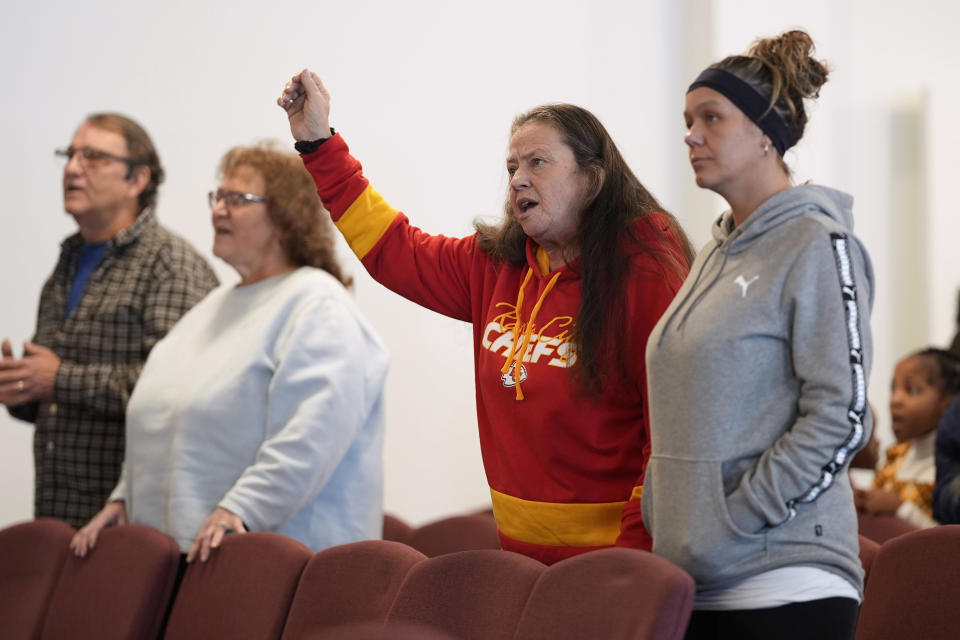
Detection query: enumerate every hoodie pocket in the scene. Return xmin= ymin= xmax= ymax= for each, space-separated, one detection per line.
xmin=647 ymin=456 xmax=767 ymax=584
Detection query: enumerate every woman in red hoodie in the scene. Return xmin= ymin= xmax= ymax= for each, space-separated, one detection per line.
xmin=278 ymin=69 xmax=692 ymax=564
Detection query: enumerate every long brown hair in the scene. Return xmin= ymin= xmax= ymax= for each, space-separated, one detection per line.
xmin=218 ymin=143 xmax=352 ymax=288
xmin=476 ymin=104 xmax=693 ymax=394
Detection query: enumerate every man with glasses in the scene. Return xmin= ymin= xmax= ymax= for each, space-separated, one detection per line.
xmin=0 ymin=113 xmax=217 ymax=527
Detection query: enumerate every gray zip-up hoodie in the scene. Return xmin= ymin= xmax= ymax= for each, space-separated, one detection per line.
xmin=642 ymin=184 xmax=874 ymax=597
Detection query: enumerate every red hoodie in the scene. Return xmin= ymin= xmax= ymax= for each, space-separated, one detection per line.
xmin=303 ymin=134 xmax=687 ymax=564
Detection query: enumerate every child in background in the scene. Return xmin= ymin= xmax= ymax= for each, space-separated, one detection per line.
xmin=855 ymin=348 xmax=960 ymax=527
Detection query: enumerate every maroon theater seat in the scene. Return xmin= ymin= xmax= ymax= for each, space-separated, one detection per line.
xmin=40 ymin=524 xmax=180 ymax=640
xmin=857 ymin=512 xmax=920 ymax=544
xmin=301 ymin=620 xmax=461 ymax=640
xmin=386 ymin=549 xmax=545 ymax=640
xmin=514 ymin=547 xmax=695 ymax=640
xmin=282 ymin=540 xmax=426 ymax=639
xmin=0 ymin=519 xmax=75 ymax=639
xmin=382 ymin=513 xmax=414 ymax=544
xmin=406 ymin=513 xmax=501 ymax=557
xmin=164 ymin=532 xmax=311 ymax=640
xmin=858 ymin=534 xmax=880 ymax=586
xmin=855 ymin=525 xmax=960 ymax=640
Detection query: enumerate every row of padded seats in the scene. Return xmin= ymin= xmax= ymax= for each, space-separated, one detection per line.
xmin=385 ymin=512 xmax=895 ymax=590
xmin=3 ymin=516 xmax=954 ymax=639
xmin=0 ymin=519 xmax=696 ymax=640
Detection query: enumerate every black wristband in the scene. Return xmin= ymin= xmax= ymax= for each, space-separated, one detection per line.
xmin=294 ymin=127 xmax=336 ymax=154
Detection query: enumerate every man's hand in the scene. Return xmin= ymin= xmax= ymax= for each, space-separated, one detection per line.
xmin=0 ymin=340 xmax=60 ymax=406
xmin=277 ymin=68 xmax=332 ymax=142
xmin=186 ymin=506 xmax=247 ymax=563
xmin=0 ymin=339 xmax=17 ymax=406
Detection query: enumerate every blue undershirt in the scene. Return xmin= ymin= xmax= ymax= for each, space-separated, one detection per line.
xmin=66 ymin=242 xmax=107 ymax=318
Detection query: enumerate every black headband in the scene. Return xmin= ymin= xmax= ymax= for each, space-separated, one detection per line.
xmin=688 ymin=68 xmax=793 ymax=156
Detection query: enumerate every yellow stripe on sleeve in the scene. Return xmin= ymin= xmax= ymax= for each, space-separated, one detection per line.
xmin=334 ymin=184 xmax=400 ymax=261
xmin=490 ymin=488 xmax=625 ymax=547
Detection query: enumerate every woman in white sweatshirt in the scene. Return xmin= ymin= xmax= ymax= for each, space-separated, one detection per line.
xmin=70 ymin=144 xmax=388 ymax=562
xmin=643 ymin=31 xmax=874 ymax=640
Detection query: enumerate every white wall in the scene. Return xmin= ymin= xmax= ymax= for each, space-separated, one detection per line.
xmin=1 ymin=0 xmax=957 ymax=527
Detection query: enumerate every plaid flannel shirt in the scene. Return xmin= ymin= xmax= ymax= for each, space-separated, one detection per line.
xmin=9 ymin=209 xmax=218 ymax=527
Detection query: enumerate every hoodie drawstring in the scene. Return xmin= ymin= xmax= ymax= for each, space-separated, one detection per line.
xmin=676 ymin=245 xmax=730 ymax=332
xmin=500 ymin=267 xmax=562 ymax=400
xmin=655 ymin=242 xmax=720 ymax=346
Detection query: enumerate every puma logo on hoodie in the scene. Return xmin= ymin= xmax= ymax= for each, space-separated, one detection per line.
xmin=734 ymin=274 xmax=759 ymax=297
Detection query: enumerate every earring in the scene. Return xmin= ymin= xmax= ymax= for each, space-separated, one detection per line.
xmin=763 ymin=144 xmax=770 ymax=154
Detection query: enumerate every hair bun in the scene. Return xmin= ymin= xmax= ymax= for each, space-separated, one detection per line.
xmin=749 ymin=30 xmax=829 ymax=101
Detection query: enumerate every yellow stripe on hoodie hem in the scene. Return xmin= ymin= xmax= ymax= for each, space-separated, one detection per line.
xmin=334 ymin=184 xmax=399 ymax=261
xmin=490 ymin=488 xmax=625 ymax=547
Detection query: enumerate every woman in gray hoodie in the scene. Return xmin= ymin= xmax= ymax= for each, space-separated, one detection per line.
xmin=643 ymin=31 xmax=873 ymax=640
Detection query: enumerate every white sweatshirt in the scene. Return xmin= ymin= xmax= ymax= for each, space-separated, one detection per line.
xmin=110 ymin=266 xmax=389 ymax=552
